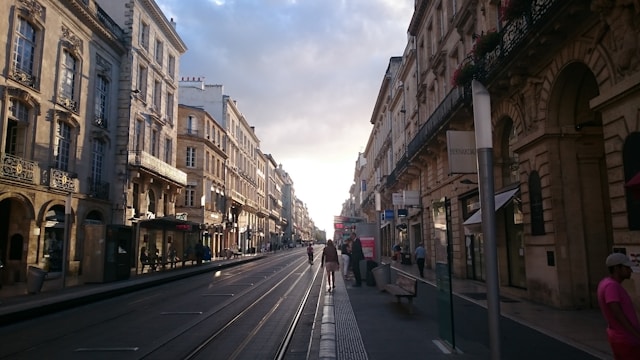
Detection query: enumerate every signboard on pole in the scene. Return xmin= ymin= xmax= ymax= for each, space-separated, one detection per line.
xmin=446 ymin=130 xmax=477 ymax=174
xmin=360 ymin=236 xmax=375 ymax=260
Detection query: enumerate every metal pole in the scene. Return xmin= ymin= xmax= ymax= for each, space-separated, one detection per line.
xmin=472 ymin=80 xmax=501 ymax=360
xmin=62 ymin=193 xmax=72 ymax=288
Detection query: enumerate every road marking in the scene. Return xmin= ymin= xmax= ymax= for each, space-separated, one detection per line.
xmin=201 ymin=293 xmax=234 ymax=296
xmin=160 ymin=311 xmax=203 ymax=315
xmin=432 ymin=339 xmax=451 ymax=354
xmin=75 ymin=347 xmax=139 ymax=352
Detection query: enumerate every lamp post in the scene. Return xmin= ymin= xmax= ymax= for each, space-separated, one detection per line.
xmin=472 ymin=79 xmax=501 ymax=360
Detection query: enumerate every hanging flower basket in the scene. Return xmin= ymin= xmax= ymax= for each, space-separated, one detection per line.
xmin=473 ymin=30 xmax=500 ymax=59
xmin=452 ymin=61 xmax=477 ymax=87
xmin=501 ymin=0 xmax=533 ymax=22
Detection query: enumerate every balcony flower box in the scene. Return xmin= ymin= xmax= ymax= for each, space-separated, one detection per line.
xmin=473 ymin=30 xmax=501 ymax=59
xmin=452 ymin=61 xmax=477 ymax=87
xmin=501 ymin=0 xmax=533 ymax=22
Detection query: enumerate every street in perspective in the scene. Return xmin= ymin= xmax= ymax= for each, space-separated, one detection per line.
xmin=1 ymin=0 xmax=639 ymax=359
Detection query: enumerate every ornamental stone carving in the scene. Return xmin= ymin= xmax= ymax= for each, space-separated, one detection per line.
xmin=591 ymin=0 xmax=640 ymax=76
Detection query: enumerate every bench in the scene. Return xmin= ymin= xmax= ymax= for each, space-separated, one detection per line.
xmin=383 ymin=272 xmax=417 ymax=313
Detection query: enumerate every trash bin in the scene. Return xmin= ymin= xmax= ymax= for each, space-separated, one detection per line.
xmin=372 ymin=263 xmax=390 ymax=291
xmin=401 ymin=252 xmax=412 ymax=265
xmin=366 ymin=260 xmax=378 ymax=286
xmin=27 ymin=266 xmax=47 ymax=294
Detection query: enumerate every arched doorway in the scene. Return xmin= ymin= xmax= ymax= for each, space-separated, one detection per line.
xmin=0 ymin=196 xmax=34 ymax=285
xmin=548 ymin=62 xmax=610 ymax=308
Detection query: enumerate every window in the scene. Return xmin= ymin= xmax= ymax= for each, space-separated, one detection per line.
xmin=6 ymin=99 xmax=30 ymax=155
xmin=140 ymin=21 xmax=149 ymax=50
xmin=168 ymin=55 xmax=175 ymax=79
xmin=151 ymin=129 xmax=158 ymax=157
xmin=13 ymin=17 xmax=37 ymax=86
xmin=185 ymin=185 xmax=195 ymax=206
xmin=186 ymin=147 xmax=196 ymax=167
xmin=155 ymin=39 xmax=163 ymax=65
xmin=59 ymin=49 xmax=78 ymax=107
xmin=137 ymin=65 xmax=147 ymax=98
xmin=55 ymin=121 xmax=71 ymax=171
xmin=91 ymin=140 xmax=104 ymax=187
xmin=95 ymin=75 xmax=109 ymax=128
xmin=153 ymin=79 xmax=161 ymax=111
xmin=164 ymin=138 xmax=172 ymax=163
xmin=148 ymin=189 xmax=156 ymax=215
xmin=187 ymin=115 xmax=194 ymax=134
xmin=166 ymin=91 xmax=174 ymax=123
xmin=134 ymin=120 xmax=142 ymax=151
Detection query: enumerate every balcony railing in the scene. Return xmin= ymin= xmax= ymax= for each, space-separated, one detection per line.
xmin=47 ymin=167 xmax=77 ymax=193
xmin=96 ymin=6 xmax=124 ymax=39
xmin=480 ymin=0 xmax=561 ymax=83
xmin=1 ymin=153 xmax=38 ymax=184
xmin=128 ymin=150 xmax=187 ymax=185
xmin=88 ymin=178 xmax=110 ymax=200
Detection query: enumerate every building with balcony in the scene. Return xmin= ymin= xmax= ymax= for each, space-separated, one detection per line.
xmin=98 ymin=0 xmax=188 ymax=272
xmin=175 ymin=104 xmax=227 ymax=257
xmin=178 ymin=79 xmax=261 ymax=253
xmin=265 ymin=153 xmax=286 ymax=249
xmin=0 ymin=0 xmax=126 ymax=286
xmin=351 ymin=0 xmax=640 ymax=309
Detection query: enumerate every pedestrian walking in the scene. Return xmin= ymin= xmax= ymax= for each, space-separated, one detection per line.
xmin=414 ymin=242 xmax=426 ymax=277
xmin=195 ymin=240 xmax=204 ymax=265
xmin=350 ymin=233 xmax=364 ymax=287
xmin=340 ymin=238 xmax=352 ymax=279
xmin=597 ymin=252 xmax=640 ymax=359
xmin=307 ymin=242 xmax=314 ymax=264
xmin=321 ymin=240 xmax=339 ymax=292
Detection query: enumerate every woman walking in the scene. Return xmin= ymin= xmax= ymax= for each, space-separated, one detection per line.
xmin=321 ymin=239 xmax=340 ymax=292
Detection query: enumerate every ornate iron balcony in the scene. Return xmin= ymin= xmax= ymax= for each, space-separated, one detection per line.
xmin=1 ymin=153 xmax=37 ymax=184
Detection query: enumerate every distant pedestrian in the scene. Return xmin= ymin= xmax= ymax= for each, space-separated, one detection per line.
xmin=195 ymin=240 xmax=204 ymax=265
xmin=307 ymin=243 xmax=314 ymax=264
xmin=139 ymin=247 xmax=149 ymax=273
xmin=340 ymin=238 xmax=352 ymax=279
xmin=350 ymin=233 xmax=364 ymax=287
xmin=414 ymin=242 xmax=426 ymax=278
xmin=321 ymin=239 xmax=339 ymax=292
xmin=597 ymin=252 xmax=640 ymax=359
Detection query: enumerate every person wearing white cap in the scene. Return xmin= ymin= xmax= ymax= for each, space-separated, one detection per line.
xmin=597 ymin=252 xmax=640 ymax=359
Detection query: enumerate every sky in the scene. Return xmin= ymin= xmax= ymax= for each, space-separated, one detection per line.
xmin=156 ymin=0 xmax=414 ymax=234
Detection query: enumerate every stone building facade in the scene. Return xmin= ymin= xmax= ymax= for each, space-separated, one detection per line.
xmin=0 ymin=0 xmax=126 ymax=284
xmin=354 ymin=0 xmax=640 ymax=309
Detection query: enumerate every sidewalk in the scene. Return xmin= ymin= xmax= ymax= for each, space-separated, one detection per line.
xmin=331 ymin=259 xmax=611 ymax=359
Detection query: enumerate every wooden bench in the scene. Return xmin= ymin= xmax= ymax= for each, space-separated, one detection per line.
xmin=383 ymin=272 xmax=417 ymax=313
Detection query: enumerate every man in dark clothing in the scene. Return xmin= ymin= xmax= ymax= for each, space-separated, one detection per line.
xmin=194 ymin=240 xmax=204 ymax=265
xmin=350 ymin=233 xmax=364 ymax=287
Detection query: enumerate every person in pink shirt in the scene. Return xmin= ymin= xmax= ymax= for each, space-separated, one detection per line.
xmin=597 ymin=252 xmax=640 ymax=359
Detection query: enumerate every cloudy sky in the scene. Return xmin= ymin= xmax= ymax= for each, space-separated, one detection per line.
xmin=156 ymin=0 xmax=414 ymax=234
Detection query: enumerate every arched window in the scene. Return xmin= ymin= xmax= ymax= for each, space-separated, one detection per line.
xmin=623 ymin=132 xmax=640 ymax=230
xmin=529 ymin=171 xmax=545 ymax=235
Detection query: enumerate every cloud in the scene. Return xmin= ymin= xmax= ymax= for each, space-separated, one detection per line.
xmin=156 ymin=0 xmax=413 ymax=232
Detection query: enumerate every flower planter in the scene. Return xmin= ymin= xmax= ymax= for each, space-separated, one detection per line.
xmin=473 ymin=30 xmax=500 ymax=59
xmin=452 ymin=62 xmax=476 ymax=87
xmin=501 ymin=0 xmax=533 ymax=22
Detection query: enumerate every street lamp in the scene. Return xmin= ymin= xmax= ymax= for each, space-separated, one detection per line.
xmin=472 ymin=80 xmax=501 ymax=360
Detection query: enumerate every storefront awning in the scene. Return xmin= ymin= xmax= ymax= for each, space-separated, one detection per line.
xmin=463 ymin=188 xmax=520 ymax=228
